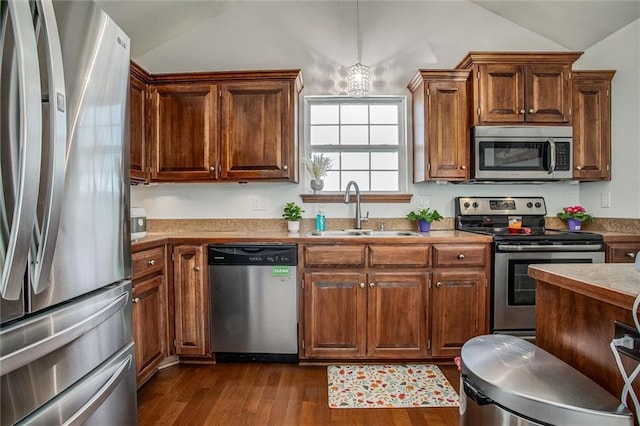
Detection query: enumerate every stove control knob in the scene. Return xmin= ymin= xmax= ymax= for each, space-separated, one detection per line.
xmin=472 ymin=202 xmax=479 ymax=208
xmin=463 ymin=202 xmax=470 ymax=209
xmin=535 ymin=202 xmax=542 ymax=208
xmin=526 ymin=202 xmax=533 ymax=208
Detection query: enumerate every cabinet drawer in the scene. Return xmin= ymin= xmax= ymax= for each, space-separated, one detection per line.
xmin=303 ymin=245 xmax=365 ymax=268
xmin=432 ymin=244 xmax=487 ymax=267
xmin=132 ymin=246 xmax=166 ymax=280
xmin=606 ymin=243 xmax=640 ymax=263
xmin=368 ymin=245 xmax=430 ymax=268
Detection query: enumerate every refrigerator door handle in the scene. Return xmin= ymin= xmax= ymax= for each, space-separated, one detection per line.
xmin=0 ymin=290 xmax=129 ymax=376
xmin=61 ymin=354 xmax=133 ymax=426
xmin=1 ymin=1 xmax=43 ymax=300
xmin=29 ymin=0 xmax=67 ymax=295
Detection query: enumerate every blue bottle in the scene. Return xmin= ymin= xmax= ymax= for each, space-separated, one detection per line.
xmin=316 ymin=208 xmax=326 ymax=232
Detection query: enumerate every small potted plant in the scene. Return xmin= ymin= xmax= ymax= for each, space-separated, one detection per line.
xmin=282 ymin=202 xmax=305 ymax=233
xmin=304 ymin=153 xmax=333 ymax=193
xmin=557 ymin=205 xmax=593 ymax=232
xmin=406 ymin=208 xmax=443 ymax=232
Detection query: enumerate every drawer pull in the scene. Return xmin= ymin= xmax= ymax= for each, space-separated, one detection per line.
xmin=147 ymin=259 xmax=155 ymax=266
xmin=132 ymin=297 xmax=140 ymax=304
xmin=436 ymin=281 xmax=442 ymax=288
xmin=458 ymin=254 xmax=465 ymax=260
xmin=360 ymin=283 xmax=365 ymax=289
xmin=628 ymin=252 xmax=636 ymax=258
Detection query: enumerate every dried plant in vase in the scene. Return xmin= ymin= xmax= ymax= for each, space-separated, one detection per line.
xmin=304 ymin=154 xmax=333 ymax=193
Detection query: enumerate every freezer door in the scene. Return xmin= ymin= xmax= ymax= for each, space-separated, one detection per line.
xmin=0 ymin=280 xmax=132 ymax=425
xmin=21 ymin=343 xmax=137 ymax=426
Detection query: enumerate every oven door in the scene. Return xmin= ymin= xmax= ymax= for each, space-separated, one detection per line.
xmin=493 ymin=248 xmax=604 ymax=335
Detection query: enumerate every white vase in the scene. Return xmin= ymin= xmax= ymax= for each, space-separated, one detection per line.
xmin=310 ymin=178 xmax=324 ymax=193
xmin=287 ymin=220 xmax=300 ymax=233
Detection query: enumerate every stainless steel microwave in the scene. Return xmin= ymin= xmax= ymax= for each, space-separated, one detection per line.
xmin=472 ymin=126 xmax=573 ymax=181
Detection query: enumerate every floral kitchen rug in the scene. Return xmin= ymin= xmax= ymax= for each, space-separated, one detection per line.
xmin=327 ymin=364 xmax=459 ymax=409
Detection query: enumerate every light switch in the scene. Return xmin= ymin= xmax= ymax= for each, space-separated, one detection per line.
xmin=600 ymin=192 xmax=611 ymax=208
xmin=252 ymin=196 xmax=267 ymax=210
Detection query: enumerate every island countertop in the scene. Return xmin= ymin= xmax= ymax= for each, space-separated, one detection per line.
xmin=528 ymin=263 xmax=640 ymax=310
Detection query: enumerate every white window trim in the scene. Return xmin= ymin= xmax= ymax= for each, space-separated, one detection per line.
xmin=303 ymin=95 xmax=408 ymax=193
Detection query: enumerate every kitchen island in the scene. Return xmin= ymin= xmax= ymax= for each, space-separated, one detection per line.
xmin=529 ymin=263 xmax=640 ymax=406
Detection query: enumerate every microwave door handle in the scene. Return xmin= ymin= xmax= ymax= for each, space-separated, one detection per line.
xmin=1 ymin=1 xmax=43 ymax=300
xmin=547 ymin=138 xmax=556 ymax=174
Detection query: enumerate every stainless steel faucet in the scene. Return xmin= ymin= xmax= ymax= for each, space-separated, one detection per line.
xmin=344 ymin=180 xmax=368 ymax=229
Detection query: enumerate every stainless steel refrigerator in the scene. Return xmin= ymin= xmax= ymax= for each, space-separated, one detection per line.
xmin=0 ymin=0 xmax=136 ymax=424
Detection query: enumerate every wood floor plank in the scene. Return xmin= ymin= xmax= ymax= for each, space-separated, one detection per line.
xmin=137 ymin=363 xmax=461 ymax=426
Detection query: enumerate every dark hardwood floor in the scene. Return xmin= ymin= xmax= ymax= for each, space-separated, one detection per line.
xmin=137 ymin=363 xmax=461 ymax=425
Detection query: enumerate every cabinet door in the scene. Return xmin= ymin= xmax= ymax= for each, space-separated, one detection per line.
xmin=151 ymin=84 xmax=218 ymax=181
xmin=220 ymin=81 xmax=295 ymax=181
xmin=130 ymin=72 xmax=150 ymax=182
xmin=478 ymin=64 xmax=523 ymax=123
xmin=303 ymin=272 xmax=367 ymax=358
xmin=367 ymin=273 xmax=428 ymax=358
xmin=431 ymin=270 xmax=487 ymax=357
xmin=426 ymin=80 xmax=470 ymax=180
xmin=173 ymin=245 xmax=210 ymax=357
xmin=525 ymin=64 xmax=571 ymax=123
xmin=132 ymin=274 xmax=167 ymax=387
xmin=572 ymin=73 xmax=613 ymax=181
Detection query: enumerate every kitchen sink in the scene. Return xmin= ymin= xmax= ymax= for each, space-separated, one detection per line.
xmin=305 ymin=229 xmax=423 ymax=237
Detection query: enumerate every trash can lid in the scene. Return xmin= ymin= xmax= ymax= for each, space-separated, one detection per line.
xmin=461 ymin=335 xmax=633 ymax=426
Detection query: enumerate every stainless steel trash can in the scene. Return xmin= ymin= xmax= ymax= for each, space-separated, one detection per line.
xmin=460 ymin=334 xmax=634 ymax=426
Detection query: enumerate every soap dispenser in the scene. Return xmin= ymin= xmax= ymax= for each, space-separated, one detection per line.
xmin=316 ymin=207 xmax=326 ymax=232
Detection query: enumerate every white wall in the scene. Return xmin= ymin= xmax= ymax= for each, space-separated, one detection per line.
xmin=131 ymin=3 xmax=640 ymax=221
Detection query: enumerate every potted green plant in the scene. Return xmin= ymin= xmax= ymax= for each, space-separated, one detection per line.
xmin=406 ymin=208 xmax=443 ymax=232
xmin=282 ymin=202 xmax=305 ymax=232
xmin=304 ymin=153 xmax=333 ymax=193
xmin=557 ymin=205 xmax=593 ymax=232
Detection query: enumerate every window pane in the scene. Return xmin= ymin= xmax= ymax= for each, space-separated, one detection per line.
xmin=310 ymin=104 xmax=339 ymax=124
xmin=372 ymin=171 xmax=399 ymax=191
xmin=342 ymin=172 xmax=370 ymax=191
xmin=341 ymin=126 xmax=368 ymax=145
xmin=370 ymin=105 xmax=398 ymax=124
xmin=341 ymin=105 xmax=368 ymax=124
xmin=323 ymin=171 xmax=341 ymax=191
xmin=342 ymin=152 xmax=369 ymax=170
xmin=371 ymin=152 xmax=398 ymax=170
xmin=370 ymin=125 xmax=398 ymax=145
xmin=310 ymin=126 xmax=339 ymax=145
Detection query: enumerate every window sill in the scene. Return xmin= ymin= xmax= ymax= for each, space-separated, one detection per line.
xmin=300 ymin=194 xmax=413 ymax=203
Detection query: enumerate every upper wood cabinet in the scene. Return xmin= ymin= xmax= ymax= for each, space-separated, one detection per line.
xmin=129 ymin=62 xmax=152 ymax=183
xmin=133 ymin=68 xmax=302 ymax=183
xmin=457 ymin=52 xmax=582 ymax=125
xmin=572 ymin=71 xmax=615 ymax=181
xmin=408 ymin=70 xmax=471 ymax=182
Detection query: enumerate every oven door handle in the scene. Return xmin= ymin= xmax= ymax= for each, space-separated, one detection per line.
xmin=497 ymin=244 xmax=603 ymax=252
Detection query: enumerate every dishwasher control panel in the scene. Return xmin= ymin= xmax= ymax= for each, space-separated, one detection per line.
xmin=208 ymin=244 xmax=297 ymax=266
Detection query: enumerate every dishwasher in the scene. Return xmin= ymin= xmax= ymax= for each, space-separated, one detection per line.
xmin=208 ymin=244 xmax=298 ymax=363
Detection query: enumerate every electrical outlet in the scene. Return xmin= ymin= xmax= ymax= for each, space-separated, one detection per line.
xmin=418 ymin=196 xmax=431 ymax=208
xmin=252 ymin=196 xmax=267 ymax=211
xmin=601 ymin=192 xmax=611 ymax=208
xmin=614 ymin=321 xmax=640 ymax=361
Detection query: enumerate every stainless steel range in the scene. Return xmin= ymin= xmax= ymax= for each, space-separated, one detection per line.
xmin=455 ymin=197 xmax=604 ymax=339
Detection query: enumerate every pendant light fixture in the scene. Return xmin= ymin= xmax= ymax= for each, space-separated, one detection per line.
xmin=347 ymin=0 xmax=369 ymax=97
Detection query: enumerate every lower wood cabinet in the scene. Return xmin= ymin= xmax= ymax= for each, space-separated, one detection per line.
xmin=605 ymin=239 xmax=640 ymax=263
xmin=172 ymin=244 xmax=211 ymax=357
xmin=131 ymin=245 xmax=168 ymax=387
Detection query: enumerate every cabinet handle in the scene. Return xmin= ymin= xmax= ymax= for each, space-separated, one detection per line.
xmin=460 ymin=165 xmax=466 ymax=170
xmin=628 ymin=252 xmax=636 ymax=258
xmin=194 ymin=266 xmax=201 ymax=272
xmin=209 ymin=166 xmax=215 ymax=173
xmin=360 ymin=282 xmax=365 ymax=288
xmin=436 ymin=282 xmax=442 ymax=288
xmin=132 ymin=297 xmax=140 ymax=304
xmin=576 ymin=165 xmax=584 ymax=170
xmin=458 ymin=254 xmax=465 ymax=260
xmin=283 ymin=165 xmax=288 ymax=170
xmin=369 ymin=282 xmax=375 ymax=288
xmin=528 ymin=109 xmax=534 ymax=114
xmin=147 ymin=259 xmax=155 ymax=266
xmin=519 ymin=109 xmax=525 ymax=114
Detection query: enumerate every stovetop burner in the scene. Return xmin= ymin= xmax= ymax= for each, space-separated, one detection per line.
xmin=455 ymin=196 xmax=603 ymax=243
